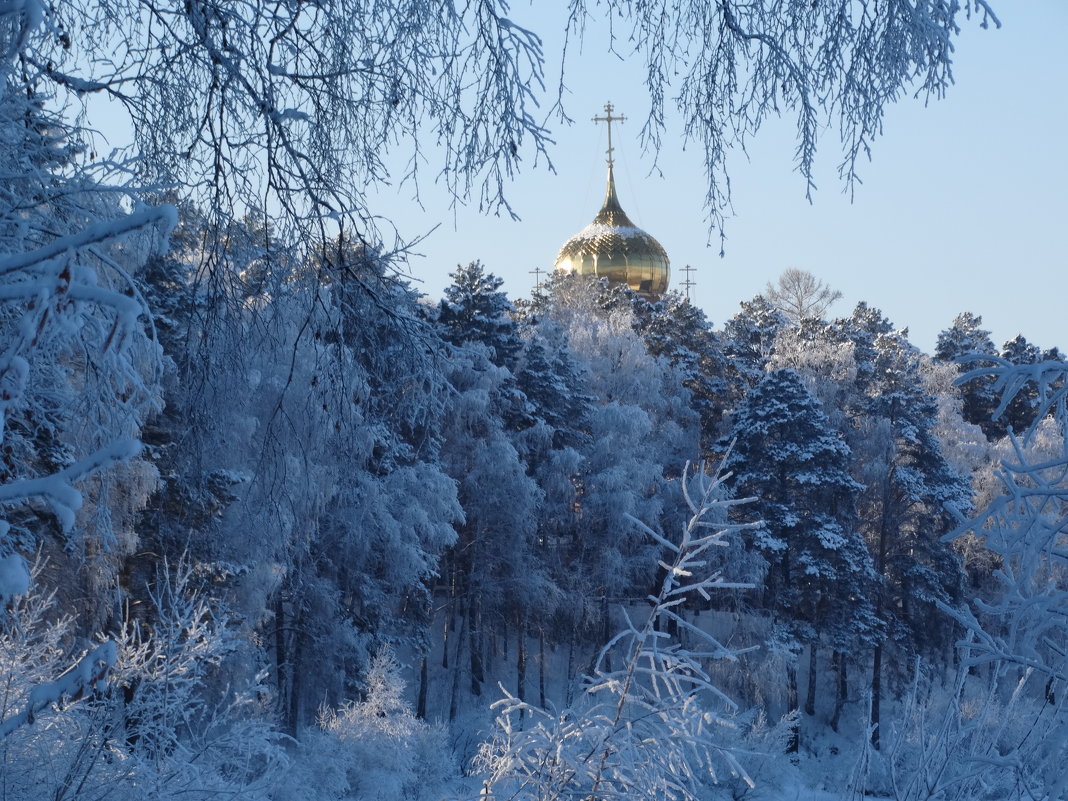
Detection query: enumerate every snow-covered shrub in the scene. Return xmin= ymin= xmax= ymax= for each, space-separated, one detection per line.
xmin=277 ymin=646 xmax=455 ymax=801
xmin=0 ymin=560 xmax=285 ymax=800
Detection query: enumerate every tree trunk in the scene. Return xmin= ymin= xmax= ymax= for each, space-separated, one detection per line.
xmin=470 ymin=601 xmax=484 ymax=697
xmin=566 ymin=636 xmax=576 ymax=706
xmin=539 ymin=629 xmax=547 ymax=709
xmin=442 ymin=604 xmax=451 ymax=670
xmin=449 ymin=612 xmax=467 ymax=721
xmin=516 ymin=614 xmax=527 ymax=703
xmin=805 ymin=644 xmax=817 ymax=716
xmin=416 ymin=656 xmax=429 ymax=719
xmin=786 ymin=663 xmax=800 ymax=754
xmin=288 ymin=621 xmax=304 ymax=734
xmin=601 ymin=595 xmax=612 ymax=673
xmin=830 ymin=650 xmax=847 ymax=732
xmin=869 ymin=434 xmax=895 ymax=751
xmin=273 ymin=594 xmax=294 ymax=736
xmin=871 ymin=643 xmax=883 ymax=749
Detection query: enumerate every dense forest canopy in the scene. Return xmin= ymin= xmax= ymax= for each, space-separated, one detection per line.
xmin=4 ymin=1 xmax=1068 ymax=800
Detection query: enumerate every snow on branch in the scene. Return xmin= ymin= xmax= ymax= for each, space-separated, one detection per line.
xmin=0 ymin=439 xmax=141 ymax=532
xmin=0 ymin=205 xmax=176 ymax=277
xmin=0 ymin=640 xmax=116 ymax=740
xmin=958 ymin=357 xmax=1068 ymax=442
xmin=477 ymin=460 xmax=759 ymax=800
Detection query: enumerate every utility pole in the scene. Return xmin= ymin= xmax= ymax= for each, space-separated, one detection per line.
xmin=680 ymin=264 xmax=697 ymax=301
xmin=529 ymin=265 xmax=544 ymax=292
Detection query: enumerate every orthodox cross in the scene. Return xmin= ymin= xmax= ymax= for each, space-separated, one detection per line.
xmin=680 ymin=264 xmax=697 ymax=301
xmin=592 ymin=102 xmax=625 ymax=168
xmin=529 ymin=265 xmax=545 ymax=291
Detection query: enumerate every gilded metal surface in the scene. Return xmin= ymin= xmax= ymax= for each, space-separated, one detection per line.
xmin=553 ymin=165 xmax=670 ymax=297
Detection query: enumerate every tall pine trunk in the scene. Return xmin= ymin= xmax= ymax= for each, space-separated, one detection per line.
xmin=786 ymin=664 xmax=800 ymax=753
xmin=288 ymin=621 xmax=304 ymax=733
xmin=870 ymin=433 xmax=895 ymax=750
xmin=781 ymin=546 xmax=800 ymax=753
xmin=830 ymin=650 xmax=848 ymax=732
xmin=273 ymin=594 xmax=294 ymax=736
xmin=449 ymin=612 xmax=467 ymax=721
xmin=805 ymin=644 xmax=818 ymax=716
xmin=538 ymin=629 xmax=547 ymax=708
xmin=871 ymin=643 xmax=883 ymax=749
xmin=516 ymin=613 xmax=527 ymax=703
xmin=470 ymin=599 xmax=484 ymax=696
xmin=417 ymin=656 xmax=429 ymax=719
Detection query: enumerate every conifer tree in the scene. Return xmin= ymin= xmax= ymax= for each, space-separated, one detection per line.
xmin=998 ymin=333 xmax=1058 ymax=434
xmin=439 ymin=261 xmax=525 ymax=372
xmin=635 ymin=292 xmax=730 ymax=454
xmin=722 ymin=369 xmax=875 ymax=748
xmin=839 ymin=305 xmax=971 ymax=748
xmin=935 ymin=312 xmax=1001 ymax=438
xmin=720 ymin=296 xmax=788 ymax=411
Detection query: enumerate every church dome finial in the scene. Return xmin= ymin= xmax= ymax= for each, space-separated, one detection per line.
xmin=553 ymin=102 xmax=670 ymax=297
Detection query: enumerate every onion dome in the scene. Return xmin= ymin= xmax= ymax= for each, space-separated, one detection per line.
xmin=553 ymin=162 xmax=670 ymax=297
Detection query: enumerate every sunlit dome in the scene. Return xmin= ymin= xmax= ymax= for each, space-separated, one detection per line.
xmin=553 ymin=104 xmax=670 ymax=297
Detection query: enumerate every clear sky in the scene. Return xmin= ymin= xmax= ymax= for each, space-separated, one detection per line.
xmin=373 ymin=1 xmax=1067 ymax=356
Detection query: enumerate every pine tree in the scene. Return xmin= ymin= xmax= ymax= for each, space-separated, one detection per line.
xmin=935 ymin=312 xmax=1001 ymax=438
xmin=720 ymin=296 xmax=788 ymax=412
xmin=439 ymin=261 xmax=525 ymax=371
xmin=839 ymin=307 xmax=971 ymax=748
xmin=635 ymin=292 xmax=730 ymax=455
xmin=722 ymin=369 xmax=875 ymax=748
xmin=999 ymin=334 xmax=1046 ymax=434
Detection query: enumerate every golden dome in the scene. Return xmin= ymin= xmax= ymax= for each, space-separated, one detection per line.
xmin=553 ymin=163 xmax=670 ymax=297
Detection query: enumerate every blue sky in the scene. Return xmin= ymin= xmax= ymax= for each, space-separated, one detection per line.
xmin=376 ymin=2 xmax=1067 ymax=355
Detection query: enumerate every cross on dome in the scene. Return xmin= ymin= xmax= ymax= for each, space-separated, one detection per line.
xmin=592 ymin=102 xmax=626 ymax=168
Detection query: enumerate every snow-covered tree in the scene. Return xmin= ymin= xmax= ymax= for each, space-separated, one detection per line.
xmin=635 ymin=291 xmax=731 ymax=453
xmin=531 ymin=275 xmax=699 ymax=641
xmin=838 ymin=305 xmax=971 ymax=748
xmin=875 ymin=357 xmax=1068 ymax=801
xmin=0 ymin=47 xmax=172 ymax=631
xmin=764 ymin=268 xmax=843 ymax=325
xmin=935 ymin=312 xmax=1002 ymax=438
xmin=476 ymin=463 xmax=759 ymax=801
xmin=439 ymin=262 xmax=524 ymax=368
xmin=993 ymin=333 xmax=1066 ymax=436
xmin=720 ymin=295 xmax=788 ymax=409
xmin=722 ymin=369 xmax=876 ymax=746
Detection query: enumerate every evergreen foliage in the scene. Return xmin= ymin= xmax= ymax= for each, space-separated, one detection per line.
xmin=9 ymin=1 xmax=1068 ymax=798
xmin=935 ymin=312 xmax=1002 ymax=437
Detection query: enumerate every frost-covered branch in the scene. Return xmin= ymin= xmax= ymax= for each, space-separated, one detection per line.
xmin=0 ymin=641 xmax=116 ymax=740
xmin=0 ymin=439 xmax=142 ymax=532
xmin=891 ymin=360 xmax=1068 ymax=799
xmin=8 ymin=0 xmax=1000 ymax=260
xmin=0 ymin=206 xmax=176 ymax=277
xmin=476 ymin=460 xmax=759 ymax=800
